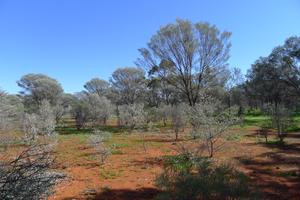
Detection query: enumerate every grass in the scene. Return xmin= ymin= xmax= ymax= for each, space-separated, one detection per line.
xmin=161 ymin=148 xmax=172 ymax=153
xmin=243 ymin=113 xmax=300 ymax=133
xmin=109 ymin=143 xmax=130 ymax=148
xmin=243 ymin=115 xmax=270 ymax=127
xmin=265 ymin=139 xmax=285 ymax=145
xmin=111 ymin=149 xmax=123 ymax=155
xmin=226 ymin=133 xmax=242 ymax=141
xmin=58 ymin=133 xmax=88 ymax=144
xmin=278 ymin=171 xmax=299 ymax=178
xmin=100 ymin=169 xmax=123 ymax=180
xmin=256 ymin=136 xmax=285 ymax=145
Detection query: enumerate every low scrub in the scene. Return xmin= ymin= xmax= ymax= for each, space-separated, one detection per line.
xmin=155 ymin=155 xmax=258 ymax=200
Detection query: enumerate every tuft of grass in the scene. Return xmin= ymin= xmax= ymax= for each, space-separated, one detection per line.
xmin=266 ymin=139 xmax=285 ymax=145
xmin=111 ymin=149 xmax=123 ymax=155
xmin=161 ymin=148 xmax=172 ymax=153
xmin=100 ymin=170 xmax=122 ymax=180
xmin=56 ymin=127 xmax=92 ymax=135
xmin=110 ymin=143 xmax=129 ymax=148
xmin=256 ymin=137 xmax=285 ymax=145
xmin=226 ymin=134 xmax=242 ymax=141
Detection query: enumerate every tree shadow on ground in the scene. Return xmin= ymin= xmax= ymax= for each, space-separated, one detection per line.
xmin=62 ymin=188 xmax=160 ymax=200
xmin=235 ymin=132 xmax=300 ymax=200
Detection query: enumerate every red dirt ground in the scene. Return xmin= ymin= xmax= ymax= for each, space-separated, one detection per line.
xmin=49 ymin=128 xmax=300 ymax=200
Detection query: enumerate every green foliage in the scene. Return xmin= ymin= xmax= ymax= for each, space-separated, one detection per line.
xmin=243 ymin=115 xmax=270 ymax=127
xmin=110 ymin=143 xmax=129 ymax=148
xmin=246 ymin=108 xmax=264 ymax=116
xmin=155 ymin=155 xmax=257 ymax=200
xmin=265 ymin=139 xmax=285 ymax=145
xmin=111 ymin=149 xmax=123 ymax=155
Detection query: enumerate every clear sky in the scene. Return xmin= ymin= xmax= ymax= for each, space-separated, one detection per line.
xmin=0 ymin=0 xmax=299 ymax=94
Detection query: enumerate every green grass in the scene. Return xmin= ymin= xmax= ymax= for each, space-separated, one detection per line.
xmin=226 ymin=134 xmax=242 ymax=141
xmin=243 ymin=113 xmax=300 ymax=133
xmin=243 ymin=115 xmax=271 ymax=127
xmin=111 ymin=149 xmax=123 ymax=155
xmin=256 ymin=137 xmax=285 ymax=145
xmin=265 ymin=139 xmax=285 ymax=145
xmin=56 ymin=127 xmax=92 ymax=135
xmin=110 ymin=143 xmax=130 ymax=148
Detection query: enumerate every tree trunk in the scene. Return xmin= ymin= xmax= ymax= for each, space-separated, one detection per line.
xmin=209 ymin=140 xmax=214 ymax=158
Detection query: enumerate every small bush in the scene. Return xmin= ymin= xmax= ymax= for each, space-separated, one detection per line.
xmin=155 ymin=155 xmax=257 ymax=200
xmin=0 ymin=144 xmax=64 ymax=200
xmin=88 ymin=130 xmax=112 ymax=164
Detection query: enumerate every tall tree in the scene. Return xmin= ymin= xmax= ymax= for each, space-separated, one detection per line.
xmin=84 ymin=78 xmax=110 ymax=97
xmin=17 ymin=74 xmax=63 ymax=108
xmin=110 ymin=67 xmax=146 ymax=105
xmin=137 ymin=19 xmax=231 ymax=106
xmin=269 ymin=36 xmax=300 ymax=95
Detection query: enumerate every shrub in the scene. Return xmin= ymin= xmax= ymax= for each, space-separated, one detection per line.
xmin=190 ymin=97 xmax=240 ymax=157
xmin=118 ymin=103 xmax=146 ymax=129
xmin=171 ymin=104 xmax=187 ymax=141
xmin=88 ymin=130 xmax=112 ymax=164
xmin=22 ymin=100 xmax=57 ymax=144
xmin=0 ymin=144 xmax=64 ymax=200
xmin=155 ymin=155 xmax=257 ymax=200
xmin=267 ymin=104 xmax=291 ymax=142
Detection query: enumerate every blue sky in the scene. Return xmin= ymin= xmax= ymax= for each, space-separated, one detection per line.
xmin=0 ymin=0 xmax=299 ymax=94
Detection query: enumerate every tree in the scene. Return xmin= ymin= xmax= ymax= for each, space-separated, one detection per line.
xmin=52 ymin=93 xmax=74 ymax=124
xmin=1 ymin=95 xmax=62 ymax=199
xmin=245 ymin=36 xmax=300 ymax=108
xmin=110 ymin=67 xmax=146 ymax=105
xmin=118 ymin=103 xmax=146 ymax=129
xmin=245 ymin=37 xmax=300 ymax=141
xmin=70 ymin=95 xmax=90 ymax=130
xmin=263 ymin=103 xmax=291 ymax=142
xmin=246 ymin=57 xmax=294 ymax=107
xmin=145 ymin=77 xmax=179 ymax=107
xmin=22 ymin=100 xmax=57 ymax=144
xmin=84 ymin=78 xmax=110 ymax=97
xmin=88 ymin=130 xmax=112 ymax=164
xmin=0 ymin=91 xmax=23 ymax=132
xmin=23 ymin=113 xmax=39 ymax=143
xmin=17 ymin=74 xmax=63 ymax=109
xmin=225 ymin=67 xmax=244 ymax=109
xmin=270 ymin=36 xmax=300 ymax=96
xmin=171 ymin=104 xmax=187 ymax=141
xmin=159 ymin=104 xmax=172 ymax=127
xmin=190 ymin=96 xmax=239 ymax=157
xmin=137 ymin=19 xmax=231 ymax=107
xmin=86 ymin=93 xmax=113 ymax=126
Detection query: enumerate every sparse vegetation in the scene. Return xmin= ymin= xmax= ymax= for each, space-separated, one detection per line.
xmin=0 ymin=10 xmax=299 ymax=200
